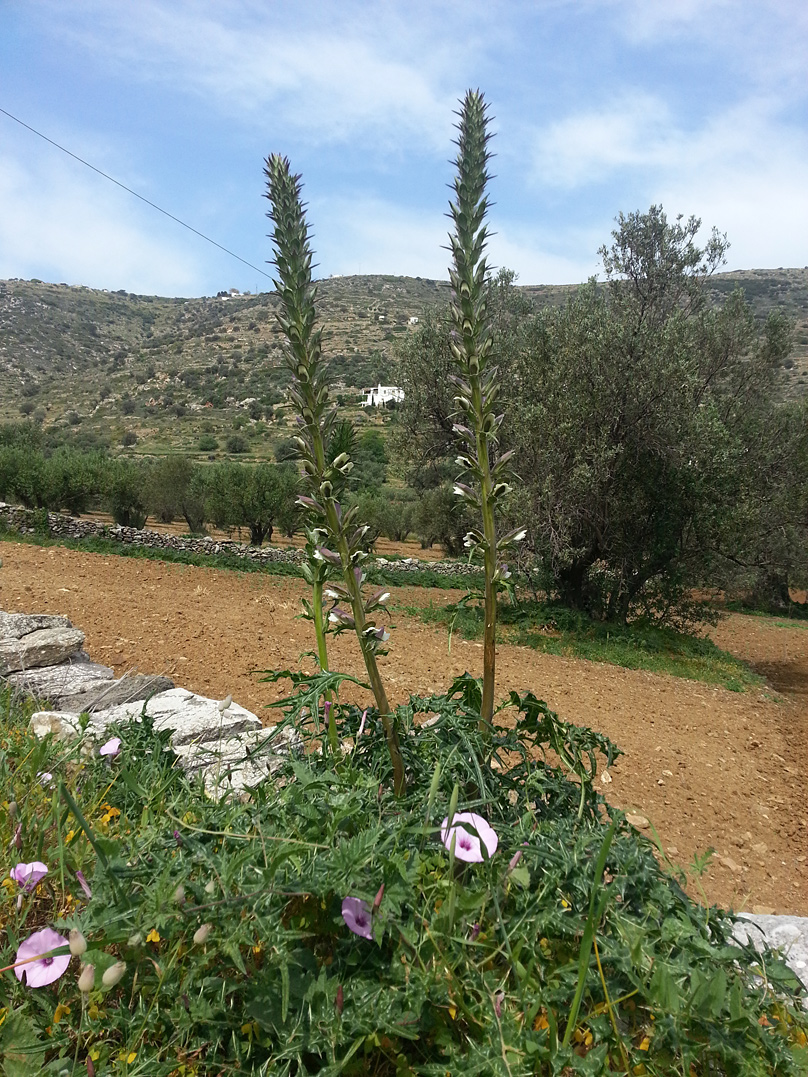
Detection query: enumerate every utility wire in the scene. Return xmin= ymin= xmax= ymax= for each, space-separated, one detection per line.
xmin=0 ymin=105 xmax=273 ymax=280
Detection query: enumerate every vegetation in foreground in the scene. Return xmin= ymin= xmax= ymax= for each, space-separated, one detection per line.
xmin=1 ymin=681 xmax=806 ymax=1076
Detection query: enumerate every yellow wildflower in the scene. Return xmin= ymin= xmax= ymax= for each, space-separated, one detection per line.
xmin=53 ymin=1003 xmax=72 ymax=1023
xmin=146 ymin=928 xmax=161 ymax=943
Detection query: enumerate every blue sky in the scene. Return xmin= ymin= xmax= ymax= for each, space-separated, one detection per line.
xmin=1 ymin=0 xmax=806 ymax=296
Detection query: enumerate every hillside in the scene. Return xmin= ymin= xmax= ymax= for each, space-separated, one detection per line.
xmin=0 ymin=268 xmax=806 ymax=459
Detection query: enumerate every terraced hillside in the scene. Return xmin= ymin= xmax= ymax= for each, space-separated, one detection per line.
xmin=0 ymin=268 xmax=806 ymax=458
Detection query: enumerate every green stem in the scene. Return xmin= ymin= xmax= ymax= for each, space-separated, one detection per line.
xmin=327 ymin=504 xmax=405 ymax=795
xmin=562 ymin=820 xmax=617 ymax=1048
xmin=311 ymin=575 xmax=338 ymax=754
xmin=472 ymin=382 xmax=498 ymax=729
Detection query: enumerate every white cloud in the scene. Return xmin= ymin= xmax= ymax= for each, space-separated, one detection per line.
xmin=0 ymin=151 xmax=201 ymax=295
xmin=309 ymin=194 xmax=601 ymax=286
xmin=532 ymin=94 xmax=675 ymax=186
xmin=488 ymin=227 xmax=602 ymax=286
xmin=38 ymin=0 xmax=463 ymax=153
xmin=313 ymin=196 xmax=449 ymax=279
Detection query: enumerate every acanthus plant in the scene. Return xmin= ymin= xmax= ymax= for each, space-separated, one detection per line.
xmin=264 ymin=154 xmax=406 ymax=794
xmin=447 ymin=91 xmax=526 ymax=728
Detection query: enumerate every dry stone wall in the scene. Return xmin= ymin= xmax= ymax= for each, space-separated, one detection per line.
xmin=0 ymin=608 xmax=300 ymax=801
xmin=0 ymin=503 xmax=478 ymax=578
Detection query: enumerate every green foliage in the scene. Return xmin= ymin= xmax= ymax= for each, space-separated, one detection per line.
xmin=202 ymin=460 xmax=299 ymax=545
xmin=225 ymin=432 xmax=249 ymax=454
xmin=147 ymin=456 xmax=207 ymax=534
xmin=397 ymin=210 xmax=805 ymax=625
xmin=0 ymin=683 xmax=804 ymax=1075
xmin=104 ymin=457 xmax=150 ymax=528
xmin=406 ymin=598 xmax=764 ymax=692
xmin=0 ymin=441 xmax=106 ymax=515
xmin=509 ymin=210 xmax=797 ymax=622
xmin=412 ymin=483 xmax=476 ymax=555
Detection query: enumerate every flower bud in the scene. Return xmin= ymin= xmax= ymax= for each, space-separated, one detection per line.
xmin=204 ymin=879 xmax=216 ymax=895
xmin=174 ymin=884 xmax=186 ymax=905
xmin=78 ymin=963 xmax=95 ymax=993
xmin=69 ymin=928 xmax=87 ymax=956
xmin=217 ymin=694 xmax=233 ymax=713
xmin=102 ymin=961 xmax=126 ymax=988
xmin=8 ymin=800 xmax=17 ymax=819
xmin=193 ymin=923 xmax=212 ymax=946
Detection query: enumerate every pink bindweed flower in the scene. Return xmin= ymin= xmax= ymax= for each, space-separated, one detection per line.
xmin=99 ymin=737 xmax=121 ymax=757
xmin=10 ymin=861 xmax=48 ymax=891
xmin=13 ymin=928 xmax=70 ymax=987
xmin=341 ymin=896 xmax=373 ymax=940
xmin=37 ymin=771 xmax=54 ymax=788
xmin=441 ymin=812 xmax=499 ymax=863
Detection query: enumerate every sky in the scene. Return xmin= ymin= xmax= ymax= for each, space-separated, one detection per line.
xmin=1 ymin=0 xmax=806 ymax=297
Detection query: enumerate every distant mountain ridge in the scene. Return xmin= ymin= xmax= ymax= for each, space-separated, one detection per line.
xmin=1 ymin=269 xmax=805 ymax=457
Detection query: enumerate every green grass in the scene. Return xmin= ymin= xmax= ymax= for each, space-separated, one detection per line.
xmin=722 ymin=598 xmax=808 ymax=622
xmin=402 ymin=597 xmax=765 ymax=692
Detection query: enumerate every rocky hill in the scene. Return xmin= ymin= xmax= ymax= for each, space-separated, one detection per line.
xmin=1 ymin=269 xmax=805 ymax=460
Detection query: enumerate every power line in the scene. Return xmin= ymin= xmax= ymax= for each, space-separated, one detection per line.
xmin=0 ymin=105 xmax=273 ymax=280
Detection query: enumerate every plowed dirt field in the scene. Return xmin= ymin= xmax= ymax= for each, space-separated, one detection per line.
xmin=1 ymin=538 xmax=805 ymax=914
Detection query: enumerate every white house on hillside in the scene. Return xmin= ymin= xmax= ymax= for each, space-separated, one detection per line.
xmin=361 ymin=385 xmax=404 ymax=407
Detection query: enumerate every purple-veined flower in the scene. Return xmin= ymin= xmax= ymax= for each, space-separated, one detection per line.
xmin=99 ymin=737 xmax=121 ymax=757
xmin=341 ymin=896 xmax=373 ymax=940
xmin=75 ymin=870 xmax=92 ymax=900
xmin=441 ymin=812 xmax=498 ymax=863
xmin=10 ymin=861 xmax=48 ymax=891
xmin=14 ymin=928 xmax=70 ymax=987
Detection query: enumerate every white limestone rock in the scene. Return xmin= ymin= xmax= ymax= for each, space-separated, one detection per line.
xmin=58 ymin=672 xmax=175 ymax=713
xmin=0 ymin=611 xmax=73 ymax=640
xmin=29 ymin=711 xmax=83 ymax=743
xmin=734 ymin=914 xmax=808 ymax=993
xmin=0 ymin=626 xmax=86 ymax=675
xmin=176 ymin=725 xmax=302 ymax=800
xmin=87 ymin=687 xmax=263 ymax=745
xmin=9 ymin=660 xmax=116 ymax=702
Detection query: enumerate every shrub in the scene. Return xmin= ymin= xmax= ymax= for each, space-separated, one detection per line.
xmin=225 ymin=433 xmax=249 ymax=454
xmin=0 ymin=682 xmax=804 ymax=1075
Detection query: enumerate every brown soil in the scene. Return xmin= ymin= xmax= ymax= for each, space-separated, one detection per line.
xmin=1 ymin=539 xmax=806 ymax=915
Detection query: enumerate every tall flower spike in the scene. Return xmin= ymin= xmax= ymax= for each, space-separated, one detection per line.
xmin=447 ymin=90 xmax=522 ymax=729
xmin=265 ymin=153 xmax=406 ymax=793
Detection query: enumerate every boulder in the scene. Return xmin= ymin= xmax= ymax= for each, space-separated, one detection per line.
xmin=27 ymin=687 xmax=302 ymax=802
xmin=0 ymin=611 xmax=73 ymax=640
xmin=8 ymin=660 xmax=116 ymax=702
xmin=87 ymin=687 xmax=263 ymax=745
xmin=734 ymin=914 xmax=808 ymax=992
xmin=29 ymin=711 xmax=83 ymax=743
xmin=0 ymin=626 xmax=86 ymax=675
xmin=175 ymin=724 xmax=302 ymax=799
xmin=56 ymin=672 xmax=175 ymax=713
